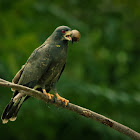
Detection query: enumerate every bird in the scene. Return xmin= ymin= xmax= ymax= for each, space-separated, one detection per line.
xmin=1 ymin=26 xmax=80 ymax=124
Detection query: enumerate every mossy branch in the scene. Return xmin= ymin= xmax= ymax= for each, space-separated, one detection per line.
xmin=0 ymin=78 xmax=140 ymax=140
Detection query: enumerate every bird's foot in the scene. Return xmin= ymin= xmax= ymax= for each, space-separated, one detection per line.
xmin=55 ymin=93 xmax=69 ymax=106
xmin=43 ymin=89 xmax=54 ymax=99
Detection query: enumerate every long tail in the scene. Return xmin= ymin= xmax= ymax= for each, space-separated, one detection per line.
xmin=1 ymin=95 xmax=26 ymax=124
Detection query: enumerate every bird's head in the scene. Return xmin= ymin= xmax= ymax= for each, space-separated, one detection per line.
xmin=52 ymin=26 xmax=80 ymax=43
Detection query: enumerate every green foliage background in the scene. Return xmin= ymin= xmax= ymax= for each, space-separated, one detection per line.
xmin=0 ymin=0 xmax=140 ymax=139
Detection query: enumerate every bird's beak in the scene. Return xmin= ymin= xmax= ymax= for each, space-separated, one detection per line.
xmin=64 ymin=31 xmax=72 ymax=41
xmin=64 ymin=30 xmax=81 ymax=43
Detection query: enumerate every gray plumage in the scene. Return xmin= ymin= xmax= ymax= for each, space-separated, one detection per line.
xmin=1 ymin=26 xmax=73 ymax=123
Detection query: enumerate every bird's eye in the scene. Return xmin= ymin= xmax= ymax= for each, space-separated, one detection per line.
xmin=62 ymin=30 xmax=66 ymax=34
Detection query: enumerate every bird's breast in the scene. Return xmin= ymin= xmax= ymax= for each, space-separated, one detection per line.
xmin=38 ymin=43 xmax=68 ymax=88
xmin=39 ymin=60 xmax=65 ymax=88
xmin=51 ymin=47 xmax=67 ymax=62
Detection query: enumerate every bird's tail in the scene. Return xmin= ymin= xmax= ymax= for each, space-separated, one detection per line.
xmin=1 ymin=96 xmax=25 ymax=124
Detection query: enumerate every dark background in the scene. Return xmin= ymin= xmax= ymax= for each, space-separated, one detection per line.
xmin=0 ymin=0 xmax=140 ymax=140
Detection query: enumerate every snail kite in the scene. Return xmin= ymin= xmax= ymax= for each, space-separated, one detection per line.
xmin=1 ymin=26 xmax=80 ymax=124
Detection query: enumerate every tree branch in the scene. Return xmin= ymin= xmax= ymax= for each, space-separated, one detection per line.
xmin=0 ymin=78 xmax=140 ymax=140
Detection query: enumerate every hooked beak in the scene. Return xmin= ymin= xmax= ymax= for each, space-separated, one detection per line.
xmin=64 ymin=31 xmax=72 ymax=41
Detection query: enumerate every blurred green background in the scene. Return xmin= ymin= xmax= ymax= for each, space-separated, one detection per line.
xmin=0 ymin=0 xmax=140 ymax=140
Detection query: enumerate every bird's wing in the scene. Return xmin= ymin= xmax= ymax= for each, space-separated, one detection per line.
xmin=11 ymin=65 xmax=25 ymax=91
xmin=17 ymin=44 xmax=51 ymax=88
xmin=57 ymin=63 xmax=66 ymax=81
xmin=12 ymin=65 xmax=25 ymax=84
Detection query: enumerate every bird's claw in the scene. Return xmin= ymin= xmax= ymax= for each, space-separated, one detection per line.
xmin=55 ymin=93 xmax=69 ymax=106
xmin=46 ymin=93 xmax=54 ymax=100
xmin=42 ymin=89 xmax=54 ymax=99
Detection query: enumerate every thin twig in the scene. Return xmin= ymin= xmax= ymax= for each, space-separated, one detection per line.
xmin=0 ymin=79 xmax=140 ymax=140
